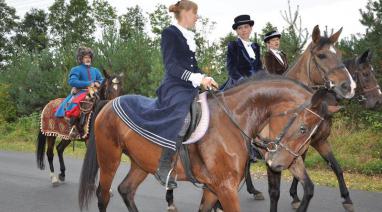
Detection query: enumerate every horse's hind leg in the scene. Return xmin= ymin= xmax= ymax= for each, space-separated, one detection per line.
xmin=312 ymin=140 xmax=354 ymax=212
xmin=289 ymin=157 xmax=314 ymax=212
xmin=118 ymin=161 xmax=148 ymax=212
xmin=245 ymin=162 xmax=265 ymax=200
xmin=199 ymin=189 xmax=218 ymax=212
xmin=46 ymin=136 xmax=59 ymax=186
xmin=56 ymin=139 xmax=71 ymax=182
xmin=97 ymin=143 xmax=122 ymax=212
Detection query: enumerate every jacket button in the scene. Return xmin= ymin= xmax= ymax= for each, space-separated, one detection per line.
xmin=191 ymin=64 xmax=194 ymax=67
xmin=190 ymin=57 xmax=193 ymax=59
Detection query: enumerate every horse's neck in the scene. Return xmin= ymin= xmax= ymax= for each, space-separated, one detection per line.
xmin=286 ymin=51 xmax=311 ymax=86
xmin=214 ymin=86 xmax=273 ymax=137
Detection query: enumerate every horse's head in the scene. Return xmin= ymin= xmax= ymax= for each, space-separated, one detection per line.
xmin=346 ymin=50 xmax=382 ymax=109
xmin=98 ymin=67 xmax=124 ymax=100
xmin=308 ymin=25 xmax=356 ymax=99
xmin=264 ymin=89 xmax=339 ymax=172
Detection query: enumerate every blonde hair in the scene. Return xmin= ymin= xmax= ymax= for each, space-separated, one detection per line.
xmin=169 ymin=0 xmax=198 ymax=20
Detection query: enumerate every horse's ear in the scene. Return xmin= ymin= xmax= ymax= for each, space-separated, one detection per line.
xmin=102 ymin=67 xmax=111 ymax=79
xmin=312 ymin=25 xmax=321 ymax=44
xmin=367 ymin=49 xmax=373 ymax=63
xmin=329 ymin=27 xmax=343 ymax=44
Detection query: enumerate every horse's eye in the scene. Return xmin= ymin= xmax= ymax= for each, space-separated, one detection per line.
xmin=317 ymin=54 xmax=326 ymax=59
xmin=300 ymin=125 xmax=307 ymax=134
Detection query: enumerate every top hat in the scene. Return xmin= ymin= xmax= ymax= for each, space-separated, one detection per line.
xmin=232 ymin=15 xmax=254 ymax=30
xmin=264 ymin=30 xmax=281 ymax=43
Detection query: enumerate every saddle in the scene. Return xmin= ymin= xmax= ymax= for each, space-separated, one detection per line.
xmin=184 ymin=97 xmax=202 ymax=140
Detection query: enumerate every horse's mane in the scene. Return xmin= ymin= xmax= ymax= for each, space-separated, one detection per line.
xmin=233 ymin=70 xmax=313 ymax=93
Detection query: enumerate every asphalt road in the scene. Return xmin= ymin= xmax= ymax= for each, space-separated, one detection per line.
xmin=0 ymin=151 xmax=381 ymax=212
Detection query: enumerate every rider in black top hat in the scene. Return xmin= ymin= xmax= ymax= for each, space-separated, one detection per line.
xmin=221 ymin=14 xmax=263 ymax=90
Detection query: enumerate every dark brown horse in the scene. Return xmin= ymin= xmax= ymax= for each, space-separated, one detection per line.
xmin=344 ymin=49 xmax=382 ymax=108
xmin=78 ymin=75 xmax=332 ymax=212
xmin=36 ymin=69 xmax=123 ymax=185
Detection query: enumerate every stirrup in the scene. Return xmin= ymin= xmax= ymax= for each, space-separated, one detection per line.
xmin=165 ymin=167 xmax=177 ymax=190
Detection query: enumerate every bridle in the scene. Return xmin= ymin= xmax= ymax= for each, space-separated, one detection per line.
xmin=208 ymin=89 xmax=324 ymax=159
xmin=352 ymin=66 xmax=381 ymax=102
xmin=307 ymin=46 xmax=347 ymax=90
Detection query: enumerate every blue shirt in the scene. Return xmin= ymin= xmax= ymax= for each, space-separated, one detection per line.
xmin=68 ymin=64 xmax=104 ymax=88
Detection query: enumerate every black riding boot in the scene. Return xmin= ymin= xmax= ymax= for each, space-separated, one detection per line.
xmin=154 ymin=147 xmax=177 ymax=189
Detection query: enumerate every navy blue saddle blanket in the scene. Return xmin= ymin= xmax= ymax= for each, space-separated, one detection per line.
xmin=112 ymin=95 xmax=190 ymax=151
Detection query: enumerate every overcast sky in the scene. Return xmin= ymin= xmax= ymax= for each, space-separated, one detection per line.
xmin=6 ymin=0 xmax=369 ymax=42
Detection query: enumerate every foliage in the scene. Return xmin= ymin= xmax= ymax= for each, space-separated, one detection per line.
xmin=0 ymin=0 xmax=19 ymax=67
xmin=92 ymin=0 xmax=117 ymax=30
xmin=13 ymin=9 xmax=49 ymax=53
xmin=119 ymin=5 xmax=146 ymax=40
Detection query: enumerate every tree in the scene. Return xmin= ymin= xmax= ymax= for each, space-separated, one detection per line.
xmin=13 ymin=8 xmax=49 ymax=53
xmin=48 ymin=0 xmax=69 ymax=47
xmin=92 ymin=0 xmax=117 ymax=31
xmin=66 ymin=0 xmax=95 ymax=46
xmin=359 ymin=0 xmax=382 ymax=69
xmin=280 ymin=0 xmax=309 ymax=64
xmin=119 ymin=5 xmax=146 ymax=40
xmin=0 ymin=0 xmax=19 ymax=67
xmin=148 ymin=4 xmax=172 ymax=40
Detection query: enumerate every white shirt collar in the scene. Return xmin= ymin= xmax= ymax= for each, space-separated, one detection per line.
xmin=270 ymin=48 xmax=284 ymax=64
xmin=239 ymin=37 xmax=252 ymax=47
xmin=174 ymin=22 xmax=196 ymax=52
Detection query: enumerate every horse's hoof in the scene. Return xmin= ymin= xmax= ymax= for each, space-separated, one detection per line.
xmin=291 ymin=200 xmax=301 ymax=209
xmin=343 ymin=203 xmax=355 ymax=212
xmin=50 ymin=174 xmax=59 ymax=187
xmin=253 ymin=192 xmax=265 ymax=200
xmin=167 ymin=204 xmax=178 ymax=212
xmin=58 ymin=174 xmax=65 ymax=182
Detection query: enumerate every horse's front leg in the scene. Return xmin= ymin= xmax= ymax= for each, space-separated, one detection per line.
xmin=289 ymin=151 xmax=308 ymax=209
xmin=267 ymin=165 xmax=281 ymax=212
xmin=288 ymin=156 xmax=314 ymax=212
xmin=56 ymin=139 xmax=71 ymax=182
xmin=311 ymin=140 xmax=354 ymax=212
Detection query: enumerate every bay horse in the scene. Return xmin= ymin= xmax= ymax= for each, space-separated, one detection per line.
xmin=241 ymin=27 xmax=375 ymax=212
xmin=36 ymin=69 xmax=123 ymax=186
xmin=78 ymin=75 xmax=335 ymax=212
xmin=285 ymin=49 xmax=382 ymax=211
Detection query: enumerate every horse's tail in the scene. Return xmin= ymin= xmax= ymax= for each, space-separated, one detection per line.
xmin=36 ymin=131 xmax=46 ymax=170
xmin=78 ymin=100 xmax=108 ymax=211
